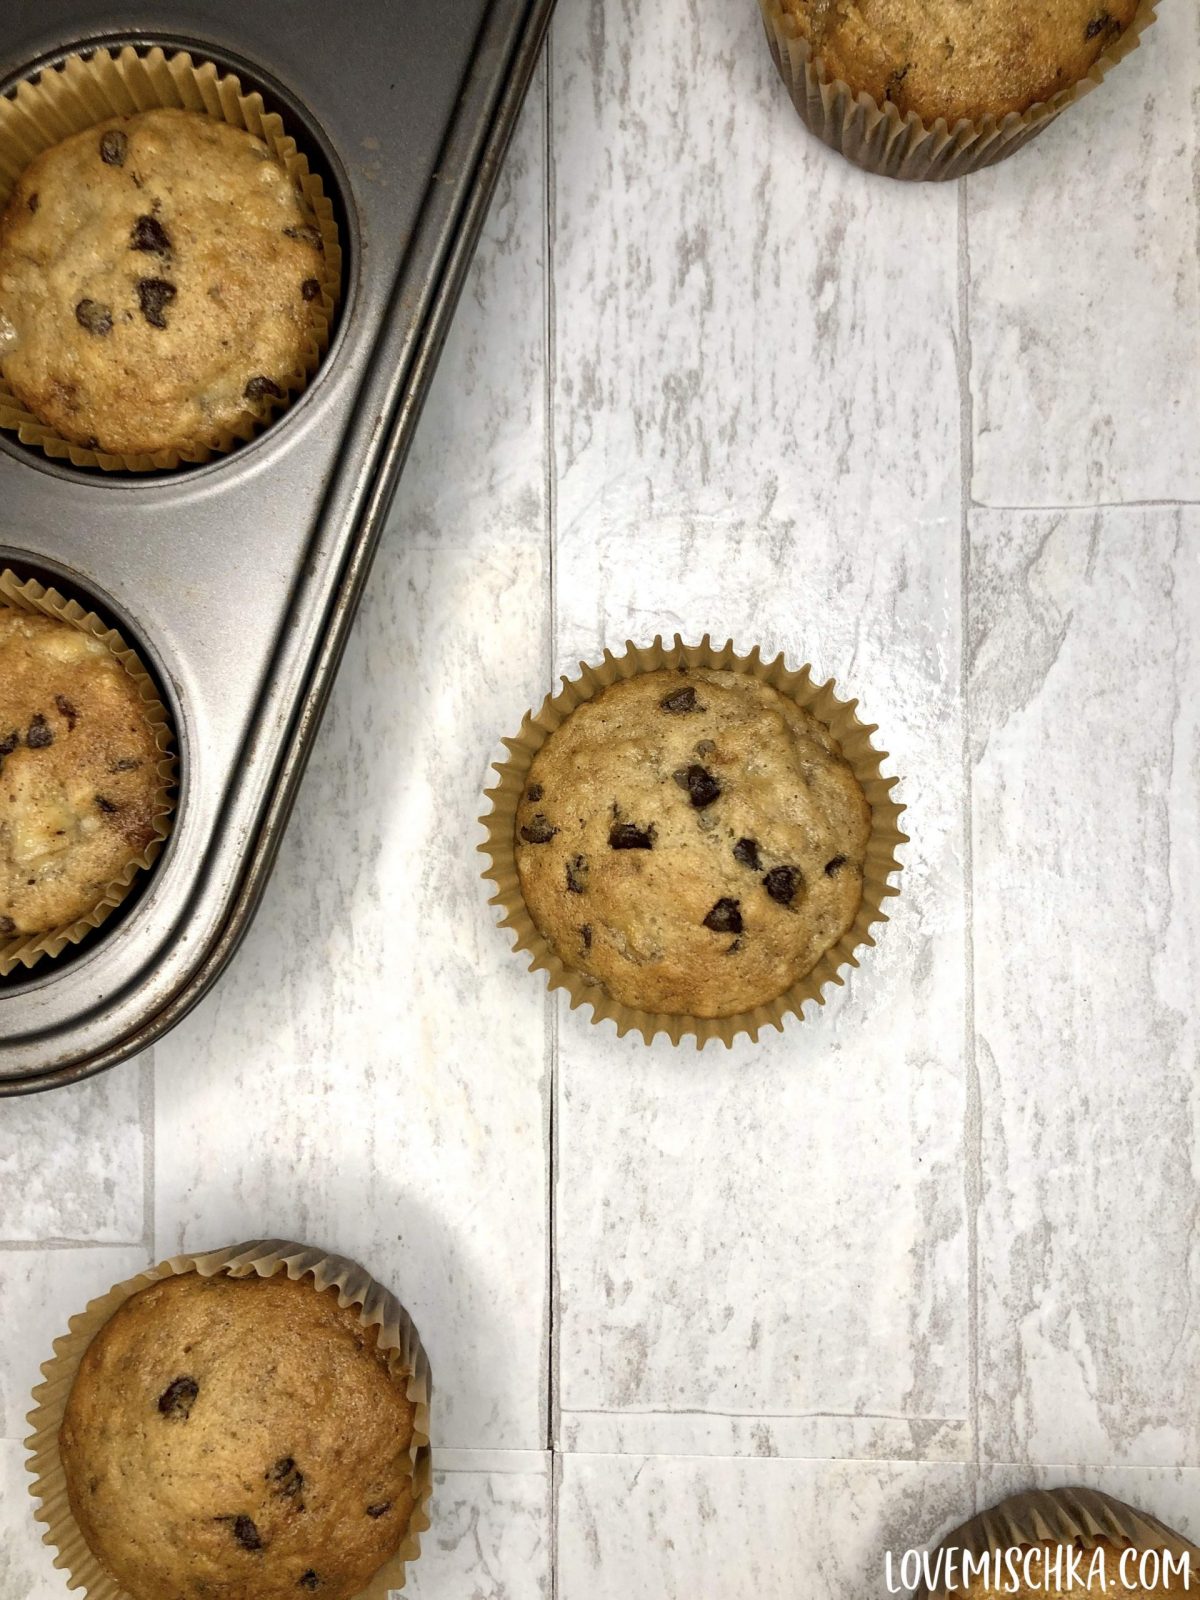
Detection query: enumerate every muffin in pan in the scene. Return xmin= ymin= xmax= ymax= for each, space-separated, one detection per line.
xmin=513 ymin=666 xmax=873 ymax=1019
xmin=59 ymin=1270 xmax=421 ymax=1600
xmin=775 ymin=0 xmax=1143 ymax=126
xmin=0 ymin=108 xmax=328 ymax=459
xmin=0 ymin=605 xmax=164 ymax=942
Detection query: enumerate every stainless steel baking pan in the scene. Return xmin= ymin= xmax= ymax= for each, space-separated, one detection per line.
xmin=0 ymin=0 xmax=554 ymax=1093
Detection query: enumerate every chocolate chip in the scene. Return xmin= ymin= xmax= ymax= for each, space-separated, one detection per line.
xmin=0 ymin=730 xmax=18 ymax=759
xmin=526 ymin=784 xmax=543 ymax=803
xmin=609 ymin=821 xmax=655 ymax=850
xmin=520 ymin=815 xmax=558 ymax=845
xmin=54 ymin=694 xmax=78 ymax=731
xmin=244 ymin=375 xmax=284 ymax=401
xmin=365 ymin=1502 xmax=391 ymax=1519
xmin=100 ymin=129 xmax=128 ymax=166
xmin=676 ymin=764 xmax=721 ymax=809
xmin=301 ymin=277 xmax=322 ymax=301
xmin=131 ymin=213 xmax=172 ymax=255
xmin=157 ymin=1375 xmax=199 ymax=1420
xmin=136 ymin=277 xmax=177 ymax=328
xmin=95 ymin=795 xmax=118 ymax=815
xmin=26 ymin=714 xmax=52 ymax=749
xmin=580 ymin=923 xmax=593 ymax=951
xmin=884 ymin=63 xmax=910 ymax=102
xmin=732 ymin=838 xmax=761 ymax=871
xmin=27 ymin=191 xmax=38 ymax=213
xmin=703 ymin=898 xmax=743 ymax=935
xmin=298 ymin=1574 xmax=321 ymax=1591
xmin=726 ymin=937 xmax=743 ymax=954
xmin=75 ymin=298 xmax=113 ymax=336
xmin=266 ymin=1457 xmax=305 ymax=1499
xmin=763 ymin=865 xmax=801 ymax=906
xmin=660 ymin=685 xmax=701 ymax=714
xmin=565 ymin=855 xmax=588 ymax=894
xmin=824 ymin=855 xmax=848 ymax=877
xmin=284 ymin=223 xmax=323 ymax=248
xmin=110 ymin=756 xmax=142 ymax=772
xmin=1086 ymin=11 xmax=1114 ymax=37
xmin=0 ymin=916 xmax=16 ymax=936
xmin=232 ymin=1516 xmax=263 ymax=1552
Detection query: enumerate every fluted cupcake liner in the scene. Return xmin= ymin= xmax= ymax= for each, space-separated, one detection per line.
xmin=479 ymin=634 xmax=905 ymax=1048
xmin=25 ymin=1239 xmax=433 ymax=1600
xmin=914 ymin=1486 xmax=1198 ymax=1596
xmin=0 ymin=45 xmax=342 ymax=470
xmin=0 ymin=568 xmax=176 ymax=977
xmin=758 ymin=0 xmax=1158 ymax=181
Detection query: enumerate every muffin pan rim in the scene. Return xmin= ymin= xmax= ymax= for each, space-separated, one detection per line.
xmin=0 ymin=0 xmax=558 ymax=1091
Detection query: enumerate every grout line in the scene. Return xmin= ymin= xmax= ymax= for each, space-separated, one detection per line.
xmin=972 ymin=498 xmax=1197 ymax=513
xmin=0 ymin=1238 xmax=146 ymax=1251
xmin=958 ymin=180 xmax=984 ymax=1515
xmin=542 ymin=35 xmax=562 ymax=1600
xmin=139 ymin=1048 xmax=156 ymax=1260
xmin=560 ymin=1409 xmax=969 ymax=1424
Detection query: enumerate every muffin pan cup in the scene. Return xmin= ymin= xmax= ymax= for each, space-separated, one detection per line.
xmin=25 ymin=1239 xmax=433 ymax=1599
xmin=0 ymin=45 xmax=343 ymax=471
xmin=479 ymin=635 xmax=906 ymax=1048
xmin=758 ymin=0 xmax=1158 ymax=180
xmin=912 ymin=1486 xmax=1198 ymax=1596
xmin=0 ymin=568 xmax=177 ymax=977
xmin=0 ymin=0 xmax=556 ymax=1093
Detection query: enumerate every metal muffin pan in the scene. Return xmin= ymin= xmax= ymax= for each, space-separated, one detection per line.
xmin=0 ymin=0 xmax=555 ymax=1093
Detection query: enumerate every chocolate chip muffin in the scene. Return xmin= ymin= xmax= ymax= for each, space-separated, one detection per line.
xmin=776 ymin=0 xmax=1142 ymax=124
xmin=60 ymin=1272 xmax=419 ymax=1600
xmin=514 ymin=668 xmax=871 ymax=1018
xmin=1 ymin=607 xmax=163 ymax=939
xmin=0 ymin=108 xmax=327 ymax=457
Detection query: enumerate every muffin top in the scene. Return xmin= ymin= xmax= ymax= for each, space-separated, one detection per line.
xmin=776 ymin=0 xmax=1141 ymax=124
xmin=514 ymin=668 xmax=871 ymax=1018
xmin=60 ymin=1271 xmax=419 ymax=1600
xmin=0 ymin=108 xmax=327 ymax=456
xmin=0 ymin=608 xmax=163 ymax=938
xmin=960 ymin=1538 xmax=1190 ymax=1595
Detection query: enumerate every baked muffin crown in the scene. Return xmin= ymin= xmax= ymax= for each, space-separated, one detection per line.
xmin=0 ymin=607 xmax=163 ymax=937
xmin=514 ymin=667 xmax=871 ymax=1018
xmin=777 ymin=0 xmax=1143 ymax=124
xmin=59 ymin=1271 xmax=419 ymax=1600
xmin=0 ymin=107 xmax=327 ymax=457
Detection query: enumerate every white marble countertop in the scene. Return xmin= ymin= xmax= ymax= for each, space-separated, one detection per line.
xmin=3 ymin=3 xmax=1199 ymax=1596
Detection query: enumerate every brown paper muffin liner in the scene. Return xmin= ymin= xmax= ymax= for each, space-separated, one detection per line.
xmin=758 ymin=0 xmax=1158 ymax=181
xmin=479 ymin=635 xmax=906 ymax=1048
xmin=0 ymin=568 xmax=176 ymax=977
xmin=0 ymin=45 xmax=343 ymax=470
xmin=24 ymin=1239 xmax=433 ymax=1600
xmin=914 ymin=1486 xmax=1199 ymax=1596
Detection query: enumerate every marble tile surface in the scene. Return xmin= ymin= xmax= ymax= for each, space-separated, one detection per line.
xmin=405 ymin=1459 xmax=552 ymax=1600
xmin=967 ymin=2 xmax=1200 ymax=507
xmin=1 ymin=1 xmax=1200 ymax=1597
xmin=549 ymin=0 xmax=967 ymax=1455
xmin=0 ymin=1062 xmax=147 ymax=1244
xmin=151 ymin=74 xmax=552 ymax=1457
xmin=971 ymin=508 xmax=1200 ymax=1467
xmin=557 ymin=1454 xmax=974 ymax=1600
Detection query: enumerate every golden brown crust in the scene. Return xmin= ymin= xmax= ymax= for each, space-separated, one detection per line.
xmin=0 ymin=108 xmax=325 ymax=456
xmin=776 ymin=0 xmax=1142 ymax=124
xmin=60 ymin=1272 xmax=418 ymax=1600
xmin=0 ymin=608 xmax=162 ymax=936
xmin=514 ymin=668 xmax=871 ymax=1018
